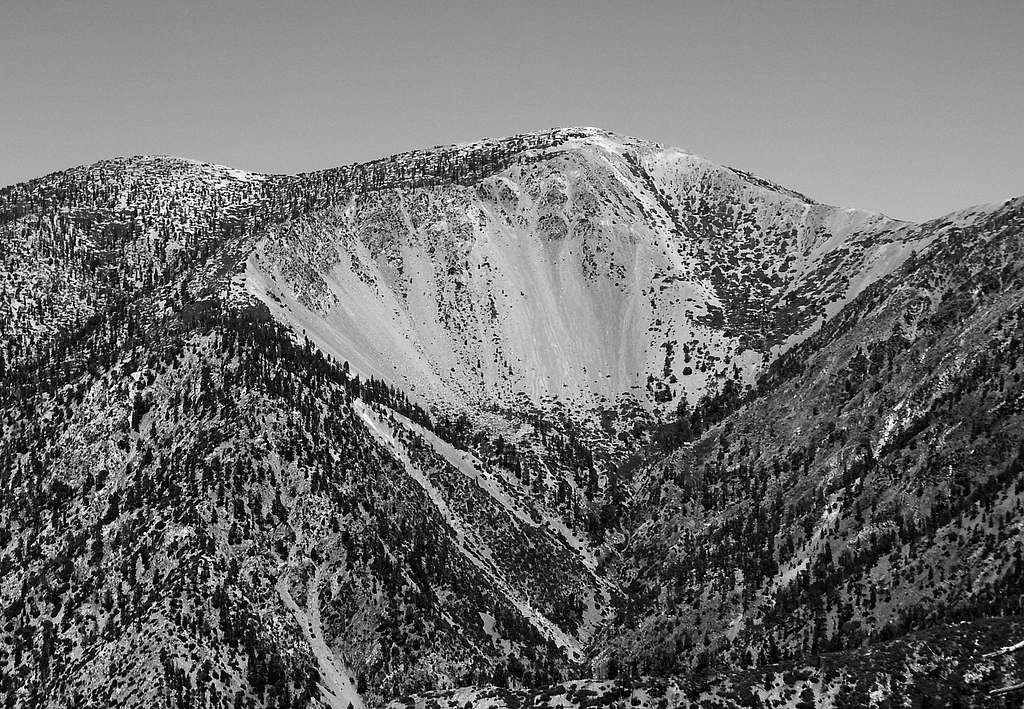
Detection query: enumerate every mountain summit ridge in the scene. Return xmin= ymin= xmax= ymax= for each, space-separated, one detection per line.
xmin=0 ymin=126 xmax=877 ymax=216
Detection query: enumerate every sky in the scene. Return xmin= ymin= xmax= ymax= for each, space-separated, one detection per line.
xmin=2 ymin=0 xmax=1021 ymax=221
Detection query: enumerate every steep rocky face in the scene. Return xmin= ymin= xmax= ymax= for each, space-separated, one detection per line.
xmin=1 ymin=129 xmax=1022 ymax=709
xmin=247 ymin=129 xmax=918 ymax=417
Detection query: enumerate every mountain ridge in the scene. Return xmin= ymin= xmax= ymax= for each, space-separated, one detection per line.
xmin=1 ymin=128 xmax=1022 ymax=708
xmin=0 ymin=126 xmax=892 ymax=216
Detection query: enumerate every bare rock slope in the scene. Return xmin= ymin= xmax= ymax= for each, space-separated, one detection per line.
xmin=247 ymin=128 xmax=919 ymax=414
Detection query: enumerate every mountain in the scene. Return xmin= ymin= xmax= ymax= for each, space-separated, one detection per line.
xmin=1 ymin=128 xmax=1021 ymax=709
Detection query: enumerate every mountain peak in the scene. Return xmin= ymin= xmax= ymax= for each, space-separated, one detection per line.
xmin=3 ymin=126 xmax=1023 ymax=709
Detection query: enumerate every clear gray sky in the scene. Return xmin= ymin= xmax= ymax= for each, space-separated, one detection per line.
xmin=2 ymin=0 xmax=1021 ymax=220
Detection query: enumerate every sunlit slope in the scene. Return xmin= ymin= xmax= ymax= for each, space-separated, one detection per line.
xmin=247 ymin=129 xmax=919 ymax=413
